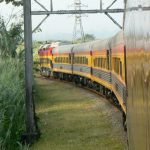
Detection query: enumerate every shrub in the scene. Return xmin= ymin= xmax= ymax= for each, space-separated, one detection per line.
xmin=0 ymin=58 xmax=26 ymax=150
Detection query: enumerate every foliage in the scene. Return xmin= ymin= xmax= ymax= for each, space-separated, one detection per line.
xmin=84 ymin=34 xmax=95 ymax=41
xmin=0 ymin=17 xmax=23 ymax=58
xmin=0 ymin=0 xmax=22 ymax=6
xmin=75 ymin=34 xmax=95 ymax=43
xmin=0 ymin=58 xmax=26 ymax=150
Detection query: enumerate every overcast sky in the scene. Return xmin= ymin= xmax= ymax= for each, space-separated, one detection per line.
xmin=0 ymin=0 xmax=124 ymax=41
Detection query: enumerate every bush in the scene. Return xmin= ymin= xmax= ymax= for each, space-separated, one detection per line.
xmin=0 ymin=58 xmax=26 ymax=150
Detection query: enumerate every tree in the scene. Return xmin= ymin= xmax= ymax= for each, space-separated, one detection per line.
xmin=0 ymin=0 xmax=22 ymax=6
xmin=84 ymin=34 xmax=95 ymax=41
xmin=0 ymin=17 xmax=23 ymax=58
xmin=75 ymin=34 xmax=95 ymax=43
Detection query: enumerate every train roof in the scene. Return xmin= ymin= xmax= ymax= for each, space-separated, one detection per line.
xmin=110 ymin=31 xmax=124 ymax=47
xmin=43 ymin=44 xmax=51 ymax=49
xmin=73 ymin=41 xmax=94 ymax=53
xmin=91 ymin=39 xmax=110 ymax=51
xmin=53 ymin=44 xmax=74 ymax=54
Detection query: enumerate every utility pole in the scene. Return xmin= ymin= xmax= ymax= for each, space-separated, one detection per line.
xmin=23 ymin=0 xmax=38 ymax=143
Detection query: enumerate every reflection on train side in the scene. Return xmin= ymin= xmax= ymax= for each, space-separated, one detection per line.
xmin=125 ymin=0 xmax=150 ymax=149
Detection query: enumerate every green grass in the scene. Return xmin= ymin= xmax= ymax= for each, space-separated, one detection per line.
xmin=0 ymin=58 xmax=26 ymax=150
xmin=31 ymin=77 xmax=127 ymax=150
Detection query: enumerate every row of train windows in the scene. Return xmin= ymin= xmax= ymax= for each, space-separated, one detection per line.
xmin=113 ymin=58 xmax=122 ymax=76
xmin=55 ymin=57 xmax=71 ymax=63
xmin=40 ymin=58 xmax=51 ymax=64
xmin=94 ymin=58 xmax=107 ymax=69
xmin=74 ymin=57 xmax=88 ymax=65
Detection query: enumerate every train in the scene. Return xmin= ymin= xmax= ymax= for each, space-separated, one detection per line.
xmin=38 ymin=31 xmax=127 ymax=128
xmin=38 ymin=1 xmax=150 ymax=149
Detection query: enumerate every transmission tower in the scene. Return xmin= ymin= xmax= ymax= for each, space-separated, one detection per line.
xmin=73 ymin=0 xmax=86 ymax=43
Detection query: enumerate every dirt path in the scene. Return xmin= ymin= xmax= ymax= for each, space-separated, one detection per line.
xmin=31 ymin=76 xmax=127 ymax=150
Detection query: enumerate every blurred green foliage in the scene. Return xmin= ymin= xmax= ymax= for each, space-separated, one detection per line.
xmin=0 ymin=58 xmax=26 ymax=150
xmin=0 ymin=17 xmax=23 ymax=58
xmin=0 ymin=0 xmax=22 ymax=6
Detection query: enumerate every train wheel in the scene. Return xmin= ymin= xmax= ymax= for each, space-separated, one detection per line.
xmin=74 ymin=76 xmax=80 ymax=85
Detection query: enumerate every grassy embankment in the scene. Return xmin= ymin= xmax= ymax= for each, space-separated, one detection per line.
xmin=31 ymin=77 xmax=127 ymax=150
xmin=0 ymin=58 xmax=28 ymax=150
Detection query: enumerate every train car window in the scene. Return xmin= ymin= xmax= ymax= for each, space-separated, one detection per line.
xmin=80 ymin=57 xmax=82 ymax=64
xmin=69 ymin=54 xmax=71 ymax=64
xmin=77 ymin=57 xmax=79 ymax=64
xmin=96 ymin=58 xmax=98 ymax=67
xmin=65 ymin=57 xmax=67 ymax=63
xmin=100 ymin=58 xmax=102 ymax=68
xmin=84 ymin=57 xmax=86 ymax=65
xmin=95 ymin=58 xmax=97 ymax=67
xmin=79 ymin=57 xmax=81 ymax=64
xmin=82 ymin=57 xmax=84 ymax=64
xmin=113 ymin=57 xmax=121 ymax=75
xmin=74 ymin=57 xmax=76 ymax=64
xmin=98 ymin=58 xmax=100 ymax=67
xmin=63 ymin=57 xmax=65 ymax=63
xmin=120 ymin=61 xmax=122 ymax=76
xmin=101 ymin=58 xmax=104 ymax=68
xmin=64 ymin=57 xmax=66 ymax=63
xmin=104 ymin=59 xmax=106 ymax=69
xmin=81 ymin=57 xmax=83 ymax=64
xmin=76 ymin=57 xmax=78 ymax=64
xmin=107 ymin=50 xmax=110 ymax=70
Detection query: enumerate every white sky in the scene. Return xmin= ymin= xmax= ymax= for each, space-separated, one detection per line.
xmin=0 ymin=0 xmax=124 ymax=41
